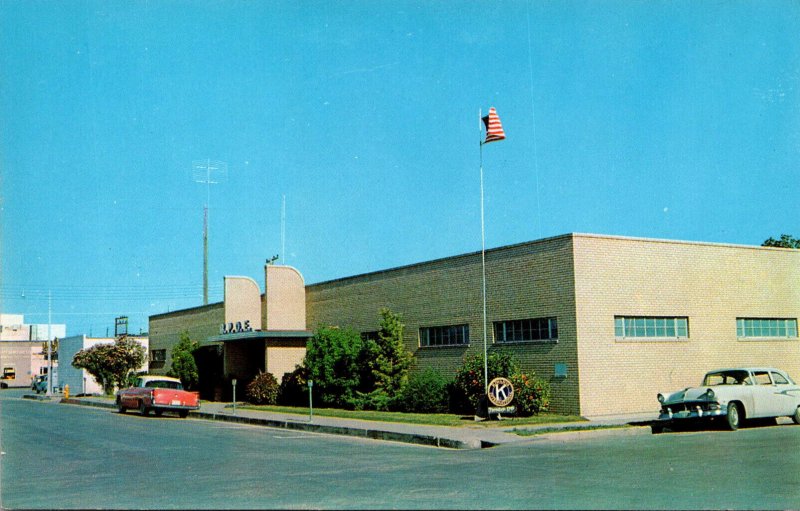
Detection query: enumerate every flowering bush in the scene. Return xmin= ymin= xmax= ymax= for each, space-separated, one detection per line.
xmin=509 ymin=372 xmax=551 ymax=416
xmin=72 ymin=336 xmax=146 ymax=395
xmin=451 ymin=351 xmax=520 ymax=413
xmin=245 ymin=371 xmax=279 ymax=405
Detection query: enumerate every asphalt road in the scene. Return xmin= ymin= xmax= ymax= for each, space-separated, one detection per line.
xmin=2 ymin=389 xmax=799 ymax=509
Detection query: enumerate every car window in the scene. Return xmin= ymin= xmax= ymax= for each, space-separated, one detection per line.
xmin=703 ymin=370 xmax=749 ymax=385
xmin=753 ymin=371 xmax=772 ymax=385
xmin=144 ymin=380 xmax=183 ymax=390
xmin=771 ymin=372 xmax=789 ymax=385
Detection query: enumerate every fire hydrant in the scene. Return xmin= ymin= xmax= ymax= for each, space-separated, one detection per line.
xmin=64 ymin=384 xmax=69 ymax=400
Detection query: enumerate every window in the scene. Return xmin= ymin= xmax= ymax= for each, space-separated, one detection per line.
xmin=1 ymin=367 xmax=15 ymax=380
xmin=419 ymin=324 xmax=469 ymax=347
xmin=736 ymin=318 xmax=798 ymax=339
xmin=753 ymin=371 xmax=772 ymax=385
xmin=494 ymin=318 xmax=558 ymax=343
xmin=151 ymin=349 xmax=167 ymax=362
xmin=614 ymin=316 xmax=689 ymax=339
xmin=771 ymin=372 xmax=790 ymax=385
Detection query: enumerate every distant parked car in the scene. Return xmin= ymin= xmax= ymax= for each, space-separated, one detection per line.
xmin=653 ymin=367 xmax=800 ymax=433
xmin=116 ymin=376 xmax=199 ymax=418
xmin=32 ymin=375 xmax=48 ymax=394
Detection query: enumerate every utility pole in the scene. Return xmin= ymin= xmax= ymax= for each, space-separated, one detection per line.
xmin=192 ymin=159 xmax=227 ymax=305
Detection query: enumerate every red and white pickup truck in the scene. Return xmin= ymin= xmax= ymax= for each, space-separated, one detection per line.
xmin=116 ymin=376 xmax=200 ymax=418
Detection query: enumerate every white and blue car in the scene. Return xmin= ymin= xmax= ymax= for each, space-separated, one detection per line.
xmin=653 ymin=367 xmax=800 ymax=433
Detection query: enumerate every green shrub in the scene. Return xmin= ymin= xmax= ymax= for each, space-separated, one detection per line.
xmin=350 ymin=389 xmax=394 ymax=411
xmin=278 ymin=365 xmax=309 ymax=406
xmin=245 ymin=371 xmax=279 ymax=405
xmin=451 ymin=351 xmax=520 ymax=413
xmin=304 ymin=327 xmax=364 ymax=408
xmin=396 ymin=368 xmax=450 ymax=413
xmin=509 ymin=372 xmax=551 ymax=416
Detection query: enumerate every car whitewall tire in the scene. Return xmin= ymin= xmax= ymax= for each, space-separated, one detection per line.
xmin=793 ymin=406 xmax=800 ymax=425
xmin=726 ymin=402 xmax=741 ymax=431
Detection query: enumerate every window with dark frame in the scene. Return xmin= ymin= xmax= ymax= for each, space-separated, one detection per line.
xmin=494 ymin=318 xmax=558 ymax=343
xmin=151 ymin=349 xmax=167 ymax=362
xmin=419 ymin=324 xmax=469 ymax=347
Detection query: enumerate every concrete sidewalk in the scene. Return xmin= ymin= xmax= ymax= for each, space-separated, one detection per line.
xmin=47 ymin=394 xmax=655 ymax=450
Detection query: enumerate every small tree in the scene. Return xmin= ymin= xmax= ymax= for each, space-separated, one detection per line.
xmin=304 ymin=327 xmax=364 ymax=408
xmin=355 ymin=308 xmax=413 ymax=410
xmin=763 ymin=234 xmax=800 ymax=249
xmin=167 ymin=331 xmax=199 ymax=390
xmin=72 ymin=336 xmax=146 ymax=395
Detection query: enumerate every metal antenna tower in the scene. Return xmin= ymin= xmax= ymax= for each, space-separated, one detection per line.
xmin=192 ymin=159 xmax=228 ymax=305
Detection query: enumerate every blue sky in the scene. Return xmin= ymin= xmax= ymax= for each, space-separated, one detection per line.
xmin=1 ymin=1 xmax=798 ymax=336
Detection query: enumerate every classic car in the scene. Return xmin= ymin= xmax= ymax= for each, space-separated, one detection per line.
xmin=116 ymin=375 xmax=199 ymax=418
xmin=653 ymin=367 xmax=800 ymax=433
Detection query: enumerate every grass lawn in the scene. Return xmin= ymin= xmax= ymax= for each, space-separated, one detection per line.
xmin=236 ymin=404 xmax=585 ymax=428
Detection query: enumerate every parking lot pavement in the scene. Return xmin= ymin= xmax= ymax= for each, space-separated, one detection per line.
xmin=48 ymin=394 xmax=653 ymax=449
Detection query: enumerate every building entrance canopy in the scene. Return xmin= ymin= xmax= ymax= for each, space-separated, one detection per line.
xmin=208 ymin=330 xmax=313 ymax=344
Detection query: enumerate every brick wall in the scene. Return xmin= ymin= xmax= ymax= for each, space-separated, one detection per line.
xmin=573 ymin=234 xmax=800 ymax=417
xmin=306 ymin=235 xmax=581 ymax=414
xmin=148 ymin=303 xmax=224 ymax=374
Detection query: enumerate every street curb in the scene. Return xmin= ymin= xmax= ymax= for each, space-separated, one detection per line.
xmin=22 ymin=394 xmax=54 ymax=401
xmin=194 ymin=411 xmax=482 ymax=449
xmin=59 ymin=398 xmax=483 ymax=450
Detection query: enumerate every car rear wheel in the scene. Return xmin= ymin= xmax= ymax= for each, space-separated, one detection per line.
xmin=139 ymin=400 xmax=149 ymax=417
xmin=792 ymin=406 xmax=800 ymax=425
xmin=178 ymin=410 xmax=189 ymax=418
xmin=726 ymin=402 xmax=741 ymax=430
xmin=117 ymin=398 xmax=126 ymax=414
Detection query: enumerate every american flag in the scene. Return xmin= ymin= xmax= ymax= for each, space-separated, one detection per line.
xmin=482 ymin=107 xmax=505 ymax=144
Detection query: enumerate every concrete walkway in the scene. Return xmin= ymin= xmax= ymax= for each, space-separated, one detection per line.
xmin=44 ymin=394 xmax=655 ymax=450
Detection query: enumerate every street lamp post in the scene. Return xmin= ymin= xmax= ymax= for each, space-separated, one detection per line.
xmin=46 ymin=290 xmax=52 ymax=397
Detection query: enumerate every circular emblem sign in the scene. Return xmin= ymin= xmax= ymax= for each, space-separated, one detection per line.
xmin=487 ymin=377 xmax=515 ymax=407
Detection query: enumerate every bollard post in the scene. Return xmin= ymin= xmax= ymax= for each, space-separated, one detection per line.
xmin=64 ymin=384 xmax=69 ymax=400
xmin=308 ymin=379 xmax=313 ymax=423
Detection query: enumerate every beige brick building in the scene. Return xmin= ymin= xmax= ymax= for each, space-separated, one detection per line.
xmin=149 ymin=233 xmax=800 ymax=417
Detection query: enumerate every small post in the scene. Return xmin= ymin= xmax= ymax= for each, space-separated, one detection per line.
xmin=308 ymin=379 xmax=313 ymax=423
xmin=232 ymin=378 xmax=237 ymax=415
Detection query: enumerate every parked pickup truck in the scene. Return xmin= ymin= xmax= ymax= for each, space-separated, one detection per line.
xmin=116 ymin=376 xmax=199 ymax=418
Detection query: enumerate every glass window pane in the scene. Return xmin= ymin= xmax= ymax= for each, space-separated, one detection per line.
xmin=676 ymin=318 xmax=688 ymax=337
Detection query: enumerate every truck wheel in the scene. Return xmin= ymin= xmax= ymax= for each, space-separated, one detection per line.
xmin=726 ymin=402 xmax=741 ymax=431
xmin=792 ymin=406 xmax=800 ymax=425
xmin=139 ymin=400 xmax=149 ymax=417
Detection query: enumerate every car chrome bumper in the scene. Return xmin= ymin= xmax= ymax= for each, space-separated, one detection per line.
xmin=153 ymin=404 xmax=199 ymax=411
xmin=657 ymin=407 xmax=726 ymax=422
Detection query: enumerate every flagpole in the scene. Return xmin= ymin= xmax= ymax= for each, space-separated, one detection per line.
xmin=479 ymin=109 xmax=489 ymax=394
